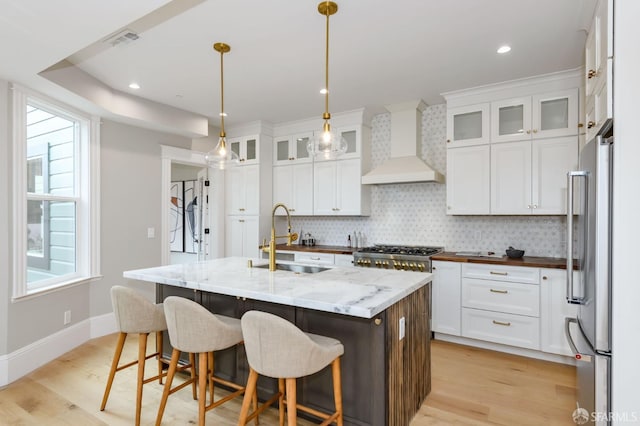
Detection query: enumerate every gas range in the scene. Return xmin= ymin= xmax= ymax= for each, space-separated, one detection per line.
xmin=353 ymin=244 xmax=444 ymax=272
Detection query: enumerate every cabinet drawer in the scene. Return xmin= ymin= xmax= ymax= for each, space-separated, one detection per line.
xmin=461 ymin=308 xmax=540 ymax=350
xmin=462 ymin=278 xmax=540 ymax=317
xmin=462 ymin=263 xmax=539 ymax=284
xmin=294 ymin=252 xmax=335 ymax=265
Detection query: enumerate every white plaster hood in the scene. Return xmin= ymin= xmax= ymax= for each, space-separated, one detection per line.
xmin=361 ymin=100 xmax=444 ymax=185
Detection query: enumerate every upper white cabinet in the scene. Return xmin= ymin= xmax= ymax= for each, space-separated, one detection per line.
xmin=314 ymin=158 xmax=367 ymax=215
xmin=491 ymin=136 xmax=578 ymax=215
xmin=446 ymin=103 xmax=490 ymax=147
xmin=273 ymin=132 xmax=313 ymax=165
xmin=584 ymin=0 xmax=613 ymax=141
xmin=446 ymin=145 xmax=490 ymax=215
xmin=226 ymin=164 xmax=259 ymax=215
xmin=491 ymin=90 xmax=578 ymax=143
xmin=229 ymin=135 xmax=259 ymax=165
xmin=273 ymin=163 xmax=313 ymax=216
xmin=443 ymin=69 xmax=581 ymax=215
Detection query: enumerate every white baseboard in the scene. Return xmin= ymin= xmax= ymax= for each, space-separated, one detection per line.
xmin=0 ymin=312 xmax=117 ymax=387
xmin=434 ymin=333 xmax=577 ymax=366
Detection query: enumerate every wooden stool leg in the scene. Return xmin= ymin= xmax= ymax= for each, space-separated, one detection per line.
xmin=208 ymin=352 xmax=215 ymax=405
xmin=156 ymin=331 xmax=164 ymax=384
xmin=198 ymin=353 xmax=207 ymax=426
xmin=238 ymin=368 xmax=259 ymax=425
xmin=156 ymin=348 xmax=180 ymax=426
xmin=189 ymin=352 xmax=198 ymax=400
xmin=278 ymin=378 xmax=285 ymax=426
xmin=253 ymin=386 xmax=259 ymax=426
xmin=332 ymin=358 xmax=343 ymax=426
xmin=136 ymin=333 xmax=149 ymax=426
xmin=285 ymin=378 xmax=297 ymax=426
xmin=100 ymin=332 xmax=127 ymax=411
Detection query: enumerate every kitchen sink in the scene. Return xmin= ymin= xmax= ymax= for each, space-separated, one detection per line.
xmin=254 ymin=263 xmax=330 ymax=274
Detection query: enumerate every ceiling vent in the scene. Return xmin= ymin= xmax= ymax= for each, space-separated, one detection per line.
xmin=104 ymin=29 xmax=140 ymax=47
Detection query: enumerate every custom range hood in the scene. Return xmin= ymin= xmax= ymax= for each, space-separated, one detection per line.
xmin=362 ymin=100 xmax=444 ymax=184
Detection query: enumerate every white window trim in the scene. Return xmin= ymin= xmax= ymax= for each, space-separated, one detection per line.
xmin=11 ymin=84 xmax=101 ymax=300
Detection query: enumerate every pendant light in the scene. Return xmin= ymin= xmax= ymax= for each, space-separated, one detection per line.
xmin=205 ymin=42 xmax=239 ymax=169
xmin=307 ymin=1 xmax=348 ymax=160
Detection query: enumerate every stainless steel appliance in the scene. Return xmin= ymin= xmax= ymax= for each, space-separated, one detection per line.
xmin=565 ymin=119 xmax=613 ymax=425
xmin=353 ymin=244 xmax=443 ymax=272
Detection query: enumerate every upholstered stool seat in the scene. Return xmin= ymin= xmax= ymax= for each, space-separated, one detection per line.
xmin=238 ymin=310 xmax=344 ymax=426
xmin=101 ymin=285 xmax=189 ymax=426
xmin=156 ymin=296 xmax=256 ymax=426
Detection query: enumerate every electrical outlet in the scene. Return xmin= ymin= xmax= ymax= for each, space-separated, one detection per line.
xmin=64 ymin=310 xmax=71 ymax=325
xmin=399 ymin=317 xmax=405 ymax=340
xmin=147 ymin=227 xmax=155 ymax=238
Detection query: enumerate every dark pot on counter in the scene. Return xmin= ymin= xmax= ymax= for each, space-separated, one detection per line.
xmin=505 ymin=246 xmax=525 ymax=258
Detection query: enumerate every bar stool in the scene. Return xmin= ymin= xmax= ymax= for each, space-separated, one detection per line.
xmin=238 ymin=310 xmax=344 ymax=426
xmin=156 ymin=296 xmax=256 ymax=426
xmin=101 ymin=285 xmax=193 ymax=426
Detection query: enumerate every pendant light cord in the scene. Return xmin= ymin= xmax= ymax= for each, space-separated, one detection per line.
xmin=219 ymin=49 xmax=226 ymax=137
xmin=324 ymin=9 xmax=330 ymax=117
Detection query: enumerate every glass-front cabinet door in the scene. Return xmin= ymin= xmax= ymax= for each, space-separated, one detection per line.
xmin=446 ymin=103 xmax=490 ymax=148
xmin=229 ymin=136 xmax=259 ymax=165
xmin=273 ymin=132 xmax=313 ymax=165
xmin=532 ymin=89 xmax=578 ymax=139
xmin=491 ymin=97 xmax=531 ymax=143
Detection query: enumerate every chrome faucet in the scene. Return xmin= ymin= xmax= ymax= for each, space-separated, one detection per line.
xmin=261 ymin=203 xmax=298 ymax=271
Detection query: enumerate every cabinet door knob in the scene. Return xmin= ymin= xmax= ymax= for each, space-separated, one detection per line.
xmin=374 ymin=318 xmax=382 ymax=326
xmin=432 ymin=266 xmax=437 ymax=270
xmin=587 ymin=69 xmax=597 ymax=79
xmin=587 ymin=121 xmax=596 ymax=129
xmin=239 ymin=208 xmax=245 ymax=212
xmin=446 ymin=139 xmax=451 ymax=143
xmin=532 ymin=129 xmax=538 ymax=134
xmin=526 ymin=130 xmax=531 ymax=134
xmin=289 ymin=208 xmax=295 ymax=212
xmin=542 ymin=276 xmax=548 ymax=280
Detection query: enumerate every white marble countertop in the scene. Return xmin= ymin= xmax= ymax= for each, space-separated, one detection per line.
xmin=123 ymin=257 xmax=432 ymax=319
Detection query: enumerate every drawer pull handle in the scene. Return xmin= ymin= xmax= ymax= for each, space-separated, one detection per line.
xmin=492 ymin=320 xmax=511 ymax=327
xmin=490 ymin=289 xmax=508 ymax=294
xmin=310 ymin=257 xmax=321 ymax=261
xmin=490 ymin=271 xmax=508 ymax=276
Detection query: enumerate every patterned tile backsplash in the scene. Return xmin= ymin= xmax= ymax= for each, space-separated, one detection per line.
xmin=291 ymin=104 xmax=567 ymax=258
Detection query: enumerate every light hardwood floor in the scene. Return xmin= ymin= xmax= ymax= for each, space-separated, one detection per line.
xmin=0 ymin=334 xmax=576 ymax=425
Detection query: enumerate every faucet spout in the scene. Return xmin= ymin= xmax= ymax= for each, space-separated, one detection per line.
xmin=263 ymin=203 xmax=299 ymax=271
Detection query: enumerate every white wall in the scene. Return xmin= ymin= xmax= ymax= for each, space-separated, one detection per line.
xmin=92 ymin=120 xmax=192 ymax=315
xmin=611 ymin=0 xmax=640 ymax=421
xmin=292 ymin=105 xmax=567 ymax=257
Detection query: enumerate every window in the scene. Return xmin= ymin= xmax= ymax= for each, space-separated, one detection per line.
xmin=12 ymin=86 xmax=100 ymax=298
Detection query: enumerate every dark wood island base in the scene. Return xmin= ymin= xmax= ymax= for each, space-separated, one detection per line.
xmin=157 ymin=283 xmax=431 ymax=426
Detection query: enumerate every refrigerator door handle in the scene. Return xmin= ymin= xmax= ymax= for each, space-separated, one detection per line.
xmin=565 ymin=317 xmax=592 ymax=362
xmin=566 ymin=170 xmax=588 ymax=304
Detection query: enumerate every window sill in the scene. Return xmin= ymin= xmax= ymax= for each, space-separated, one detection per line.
xmin=12 ymin=275 xmax=103 ymax=303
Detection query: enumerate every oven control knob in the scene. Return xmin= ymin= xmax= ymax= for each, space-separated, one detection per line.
xmin=366 ymin=259 xmax=371 ymax=266
xmin=357 ymin=259 xmax=364 ymax=265
xmin=401 ymin=262 xmax=408 ymax=270
xmin=383 ymin=261 xmax=389 ymax=268
xmin=418 ymin=264 xmax=425 ymax=272
xmin=375 ymin=260 xmax=381 ymax=267
xmin=393 ymin=261 xmax=401 ymax=270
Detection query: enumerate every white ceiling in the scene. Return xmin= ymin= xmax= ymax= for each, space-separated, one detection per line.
xmin=0 ymin=0 xmax=597 ymax=133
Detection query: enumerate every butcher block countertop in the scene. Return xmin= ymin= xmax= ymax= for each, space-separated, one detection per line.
xmin=275 ymin=244 xmax=357 ymax=255
xmin=432 ymin=252 xmax=574 ymax=269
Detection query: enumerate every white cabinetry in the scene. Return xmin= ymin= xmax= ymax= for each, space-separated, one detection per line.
xmin=443 ymin=71 xmax=581 ymax=216
xmin=540 ymin=268 xmax=578 ymax=356
xmin=446 ymin=103 xmax=490 ymax=147
xmin=229 ymin=135 xmax=259 ymax=165
xmin=294 ymin=252 xmax=335 ymax=265
xmin=490 ymin=136 xmax=578 ymax=214
xmin=432 ymin=261 xmax=461 ymax=336
xmin=226 ymin=216 xmax=259 ymax=258
xmin=460 ymin=263 xmax=540 ymax=350
xmin=273 ymin=133 xmax=313 ymax=165
xmin=273 ymin=163 xmax=313 ymax=216
xmin=584 ymin=0 xmax=612 ymax=141
xmin=226 ymin=165 xmax=259 ymax=215
xmin=446 ymin=145 xmax=490 ymax=214
xmin=314 ymin=158 xmax=368 ymax=215
xmin=491 ymin=90 xmax=578 ymax=143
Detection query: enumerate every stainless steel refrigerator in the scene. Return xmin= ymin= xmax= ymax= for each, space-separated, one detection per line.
xmin=565 ymin=119 xmax=613 ymax=425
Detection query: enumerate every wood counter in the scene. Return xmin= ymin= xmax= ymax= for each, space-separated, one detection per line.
xmin=432 ymin=252 xmax=575 ymax=269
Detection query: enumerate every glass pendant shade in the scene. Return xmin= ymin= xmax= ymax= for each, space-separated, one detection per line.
xmin=205 ymin=135 xmax=239 ymax=170
xmin=308 ymin=120 xmax=347 ymax=160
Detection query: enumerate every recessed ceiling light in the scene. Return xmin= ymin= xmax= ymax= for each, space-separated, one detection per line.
xmin=497 ymin=45 xmax=511 ymax=54
xmin=319 ymin=88 xmax=328 ymax=94
xmin=129 ymin=82 xmax=140 ymax=89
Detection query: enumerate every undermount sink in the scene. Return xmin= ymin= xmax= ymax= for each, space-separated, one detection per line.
xmin=254 ymin=263 xmax=330 ymax=274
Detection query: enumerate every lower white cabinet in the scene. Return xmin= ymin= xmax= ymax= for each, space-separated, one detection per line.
xmin=433 ymin=260 xmax=576 ymax=359
xmin=225 ymin=216 xmax=259 ymax=259
xmin=540 ymin=268 xmax=578 ymax=356
xmin=334 ymin=254 xmax=354 ymax=267
xmin=294 ymin=252 xmax=334 ymax=265
xmin=431 ymin=261 xmax=461 ymax=336
xmin=461 ymin=308 xmax=540 ymax=350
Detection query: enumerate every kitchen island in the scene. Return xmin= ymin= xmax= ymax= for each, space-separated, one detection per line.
xmin=123 ymin=257 xmax=432 ymax=426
